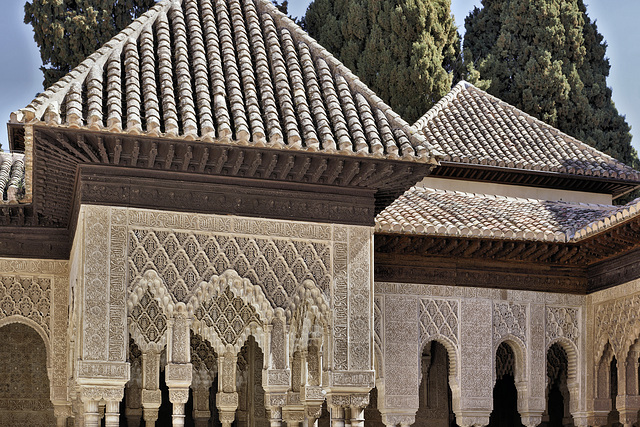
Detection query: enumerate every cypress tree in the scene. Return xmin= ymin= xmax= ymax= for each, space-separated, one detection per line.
xmin=25 ymin=0 xmax=155 ymax=88
xmin=305 ymin=0 xmax=461 ymax=123
xmin=464 ymin=0 xmax=637 ymax=167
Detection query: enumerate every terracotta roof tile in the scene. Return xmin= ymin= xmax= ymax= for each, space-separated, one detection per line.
xmin=414 ymin=82 xmax=639 ymax=181
xmin=376 ymin=186 xmax=630 ymax=242
xmin=12 ymin=0 xmax=439 ymax=164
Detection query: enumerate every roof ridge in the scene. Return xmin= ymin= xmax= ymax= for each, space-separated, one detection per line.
xmin=413 ymin=80 xmax=470 ymax=131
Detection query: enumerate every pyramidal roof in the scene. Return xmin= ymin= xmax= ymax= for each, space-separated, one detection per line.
xmin=11 ymin=0 xmax=439 ymax=164
xmin=414 ymin=81 xmax=639 ymax=181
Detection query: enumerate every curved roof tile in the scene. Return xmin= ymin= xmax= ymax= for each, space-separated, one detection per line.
xmin=376 ymin=186 xmax=632 ymax=243
xmin=414 ymin=81 xmax=639 ymax=181
xmin=0 ymin=152 xmax=25 ymax=203
xmin=12 ymin=0 xmax=439 ymax=164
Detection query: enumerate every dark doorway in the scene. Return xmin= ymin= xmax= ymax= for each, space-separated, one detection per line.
xmin=488 ymin=342 xmax=524 ymax=427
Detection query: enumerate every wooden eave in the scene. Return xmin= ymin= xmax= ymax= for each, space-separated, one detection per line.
xmin=430 ymin=161 xmax=640 ymax=199
xmin=1 ymin=124 xmax=434 ymax=259
xmin=374 ymin=211 xmax=640 ymax=294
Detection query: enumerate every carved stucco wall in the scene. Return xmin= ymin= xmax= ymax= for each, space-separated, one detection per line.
xmin=374 ymin=282 xmax=585 ymax=426
xmin=0 ymin=259 xmax=69 ymax=404
xmin=587 ymin=277 xmax=640 ymax=421
xmin=74 ymin=204 xmax=373 ymax=390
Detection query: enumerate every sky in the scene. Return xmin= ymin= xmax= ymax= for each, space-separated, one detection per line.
xmin=1 ymin=0 xmax=638 ymax=156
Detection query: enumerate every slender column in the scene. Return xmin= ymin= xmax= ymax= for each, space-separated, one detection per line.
xmin=329 ymin=405 xmax=345 ymax=427
xmin=305 ymin=405 xmax=322 ymax=427
xmin=125 ymin=386 xmax=143 ymax=427
xmin=169 ymin=388 xmax=190 ymax=427
xmin=192 ymin=368 xmax=215 ymax=427
xmin=166 ymin=303 xmax=193 ymax=427
xmin=269 ymin=406 xmax=283 ymax=427
xmin=141 ymin=350 xmax=162 ymax=425
xmin=105 ymin=400 xmax=120 ymax=427
xmin=217 ymin=351 xmax=239 ymax=427
xmin=126 ymin=362 xmax=143 ymax=427
xmin=83 ymin=400 xmax=100 ymax=427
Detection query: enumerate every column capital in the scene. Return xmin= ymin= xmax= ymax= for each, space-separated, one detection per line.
xmin=381 ymin=413 xmax=415 ymax=427
xmin=78 ymin=385 xmax=124 ymax=403
xmin=453 ymin=410 xmax=491 ymax=427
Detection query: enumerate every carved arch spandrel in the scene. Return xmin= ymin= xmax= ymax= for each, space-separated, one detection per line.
xmin=188 ymin=269 xmax=273 ymax=354
xmin=127 ymin=270 xmax=173 ymax=352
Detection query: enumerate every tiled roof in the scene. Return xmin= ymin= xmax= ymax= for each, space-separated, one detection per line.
xmin=12 ymin=0 xmax=438 ymax=164
xmin=0 ymin=152 xmax=25 ymax=202
xmin=375 ymin=186 xmax=639 ymax=243
xmin=414 ymin=82 xmax=639 ymax=181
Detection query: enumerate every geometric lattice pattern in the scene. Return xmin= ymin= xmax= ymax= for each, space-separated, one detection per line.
xmin=419 ymin=299 xmax=458 ymax=347
xmin=191 ymin=333 xmax=217 ymax=373
xmin=129 ymin=290 xmax=167 ymax=343
xmin=194 ymin=288 xmax=261 ymax=346
xmin=128 ymin=230 xmax=331 ymax=306
xmin=0 ymin=276 xmax=51 ymax=337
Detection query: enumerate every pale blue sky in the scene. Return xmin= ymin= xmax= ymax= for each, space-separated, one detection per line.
xmin=1 ymin=0 xmax=638 ymax=157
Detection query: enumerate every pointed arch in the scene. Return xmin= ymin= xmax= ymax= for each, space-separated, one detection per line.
xmin=127 ymin=269 xmax=173 ymax=352
xmin=421 ymin=335 xmax=459 ymax=382
xmin=187 ymin=269 xmax=273 ymax=354
xmin=289 ymin=279 xmax=330 ymax=355
xmin=547 ymin=337 xmax=579 ymax=384
xmin=494 ymin=335 xmax=527 ymax=385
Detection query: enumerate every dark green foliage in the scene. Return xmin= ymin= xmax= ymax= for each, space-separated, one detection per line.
xmin=464 ymin=0 xmax=637 ymax=168
xmin=305 ymin=0 xmax=461 ymax=123
xmin=25 ymin=0 xmax=156 ymax=88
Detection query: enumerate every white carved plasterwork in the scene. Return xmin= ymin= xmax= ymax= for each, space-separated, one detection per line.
xmin=593 ymin=291 xmax=640 ymax=362
xmin=493 ymin=302 xmax=527 ymax=346
xmin=375 ymin=281 xmax=585 ymax=418
xmin=0 ymin=259 xmax=69 ymax=405
xmin=128 ymin=270 xmax=172 ymax=352
xmin=83 ymin=205 xmax=110 ymax=361
xmin=0 ymin=275 xmax=51 ymax=337
xmin=347 ymin=226 xmax=372 ymax=371
xmin=77 ymin=205 xmax=371 ymax=392
xmin=373 ymin=296 xmax=382 ymax=361
xmin=128 ymin=228 xmax=332 ymax=306
xmin=419 ymin=298 xmax=459 ymax=348
xmin=332 ymin=226 xmax=348 ymax=371
xmin=546 ymin=306 xmax=580 ymax=348
xmin=189 ymin=270 xmax=270 ymax=354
